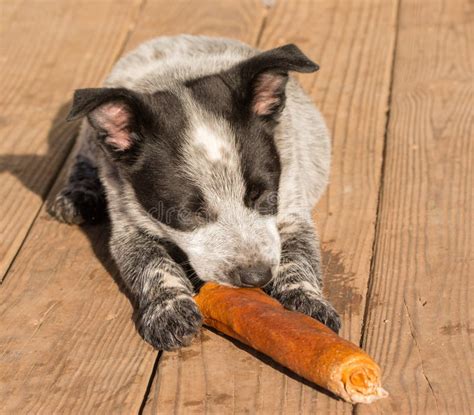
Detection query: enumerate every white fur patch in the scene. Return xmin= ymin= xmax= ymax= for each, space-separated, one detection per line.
xmin=281 ymin=281 xmax=321 ymax=295
xmin=192 ymin=123 xmax=230 ymax=161
xmin=160 ymin=271 xmax=186 ymax=289
xmin=166 ymin=206 xmax=281 ymax=284
xmin=141 ymin=259 xmax=186 ymax=293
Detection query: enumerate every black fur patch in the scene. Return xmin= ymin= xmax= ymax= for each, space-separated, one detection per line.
xmin=186 ymin=77 xmax=281 ymax=217
xmin=128 ymin=91 xmax=217 ymax=231
xmin=55 ymin=155 xmax=107 ymax=224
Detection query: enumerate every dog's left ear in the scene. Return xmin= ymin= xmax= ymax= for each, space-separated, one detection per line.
xmin=233 ymin=44 xmax=319 ymax=118
xmin=66 ymin=87 xmax=153 ymax=153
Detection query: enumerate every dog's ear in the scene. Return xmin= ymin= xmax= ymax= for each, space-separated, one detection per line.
xmin=67 ymin=88 xmax=151 ymax=152
xmin=231 ymin=44 xmax=319 ymax=118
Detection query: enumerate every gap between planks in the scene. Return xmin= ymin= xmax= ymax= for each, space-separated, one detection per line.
xmin=359 ymin=0 xmax=402 ymax=349
xmin=139 ymin=351 xmax=163 ymax=415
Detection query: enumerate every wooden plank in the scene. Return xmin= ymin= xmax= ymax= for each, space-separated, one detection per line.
xmin=123 ymin=0 xmax=267 ymax=52
xmin=0 ymin=0 xmax=143 ymax=281
xmin=144 ymin=0 xmax=399 ymax=413
xmin=0 ymin=0 xmax=267 ymax=412
xmin=144 ymin=327 xmax=336 ymax=415
xmin=0 ymin=205 xmax=157 ymax=413
xmin=358 ymin=0 xmax=473 ymax=414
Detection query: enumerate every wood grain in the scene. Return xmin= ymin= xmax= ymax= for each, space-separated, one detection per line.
xmin=123 ymin=0 xmax=266 ymax=52
xmin=0 ymin=0 xmax=268 ymax=412
xmin=358 ymin=0 xmax=473 ymax=413
xmin=144 ymin=0 xmax=399 ymax=413
xmin=6 ymin=0 xmax=471 ymax=413
xmin=0 ymin=0 xmax=143 ymax=281
xmin=0 ymin=207 xmax=157 ymax=413
xmin=144 ymin=327 xmax=343 ymax=415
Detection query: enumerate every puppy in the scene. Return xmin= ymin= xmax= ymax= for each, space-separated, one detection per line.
xmin=49 ymin=35 xmax=340 ymax=350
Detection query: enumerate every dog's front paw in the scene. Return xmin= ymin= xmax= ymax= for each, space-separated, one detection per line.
xmin=275 ymin=288 xmax=341 ymax=333
xmin=137 ymin=295 xmax=202 ymax=351
xmin=48 ymin=186 xmax=106 ymax=225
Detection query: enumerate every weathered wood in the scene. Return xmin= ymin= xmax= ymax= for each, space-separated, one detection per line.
xmin=144 ymin=0 xmax=399 ymax=413
xmin=358 ymin=0 xmax=473 ymax=413
xmin=0 ymin=0 xmax=267 ymax=412
xmin=0 ymin=0 xmax=143 ymax=281
xmin=144 ymin=327 xmax=340 ymax=415
xmin=0 ymin=206 xmax=157 ymax=413
xmin=123 ymin=0 xmax=266 ymax=52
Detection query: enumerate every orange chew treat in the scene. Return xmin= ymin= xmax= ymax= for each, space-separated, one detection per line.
xmin=194 ymin=283 xmax=388 ymax=404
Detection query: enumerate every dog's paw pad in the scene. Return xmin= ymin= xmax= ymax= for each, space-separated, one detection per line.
xmin=137 ymin=296 xmax=203 ymax=350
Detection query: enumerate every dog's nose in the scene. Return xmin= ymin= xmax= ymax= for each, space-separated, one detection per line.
xmin=235 ymin=265 xmax=273 ymax=288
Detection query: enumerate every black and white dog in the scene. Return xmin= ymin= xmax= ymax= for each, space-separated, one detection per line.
xmin=50 ymin=35 xmax=340 ymax=350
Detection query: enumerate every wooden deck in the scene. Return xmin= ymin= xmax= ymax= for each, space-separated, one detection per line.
xmin=0 ymin=0 xmax=472 ymax=413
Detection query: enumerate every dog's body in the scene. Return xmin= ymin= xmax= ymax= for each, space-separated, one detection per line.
xmin=50 ymin=35 xmax=340 ymax=350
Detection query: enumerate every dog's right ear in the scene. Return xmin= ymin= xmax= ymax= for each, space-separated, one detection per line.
xmin=227 ymin=44 xmax=319 ymax=119
xmin=67 ymin=88 xmax=151 ymax=152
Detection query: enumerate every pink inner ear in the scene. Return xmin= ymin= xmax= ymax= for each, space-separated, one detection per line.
xmin=252 ymin=72 xmax=285 ymax=116
xmin=93 ymin=102 xmax=133 ymax=151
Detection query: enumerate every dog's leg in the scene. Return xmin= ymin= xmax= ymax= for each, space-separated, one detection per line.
xmin=111 ymin=229 xmax=202 ymax=350
xmin=49 ymin=121 xmax=106 ymax=224
xmin=265 ymin=214 xmax=341 ymax=333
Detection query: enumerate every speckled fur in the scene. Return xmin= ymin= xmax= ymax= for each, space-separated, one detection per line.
xmin=49 ymin=36 xmax=339 ymax=350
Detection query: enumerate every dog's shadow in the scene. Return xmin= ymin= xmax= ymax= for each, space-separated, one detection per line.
xmin=1 ymin=101 xmax=134 ymax=307
xmin=0 ymin=103 xmax=75 ymax=200
xmin=2 ymin=101 xmax=340 ymax=402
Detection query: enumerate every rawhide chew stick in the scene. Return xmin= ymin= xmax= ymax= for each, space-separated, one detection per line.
xmin=194 ymin=283 xmax=388 ymax=404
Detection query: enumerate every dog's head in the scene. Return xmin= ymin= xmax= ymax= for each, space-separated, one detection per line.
xmin=68 ymin=44 xmax=318 ymax=287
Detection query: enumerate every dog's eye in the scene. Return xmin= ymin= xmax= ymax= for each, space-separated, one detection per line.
xmin=245 ymin=183 xmax=278 ymax=215
xmin=249 ymin=187 xmax=263 ymax=202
